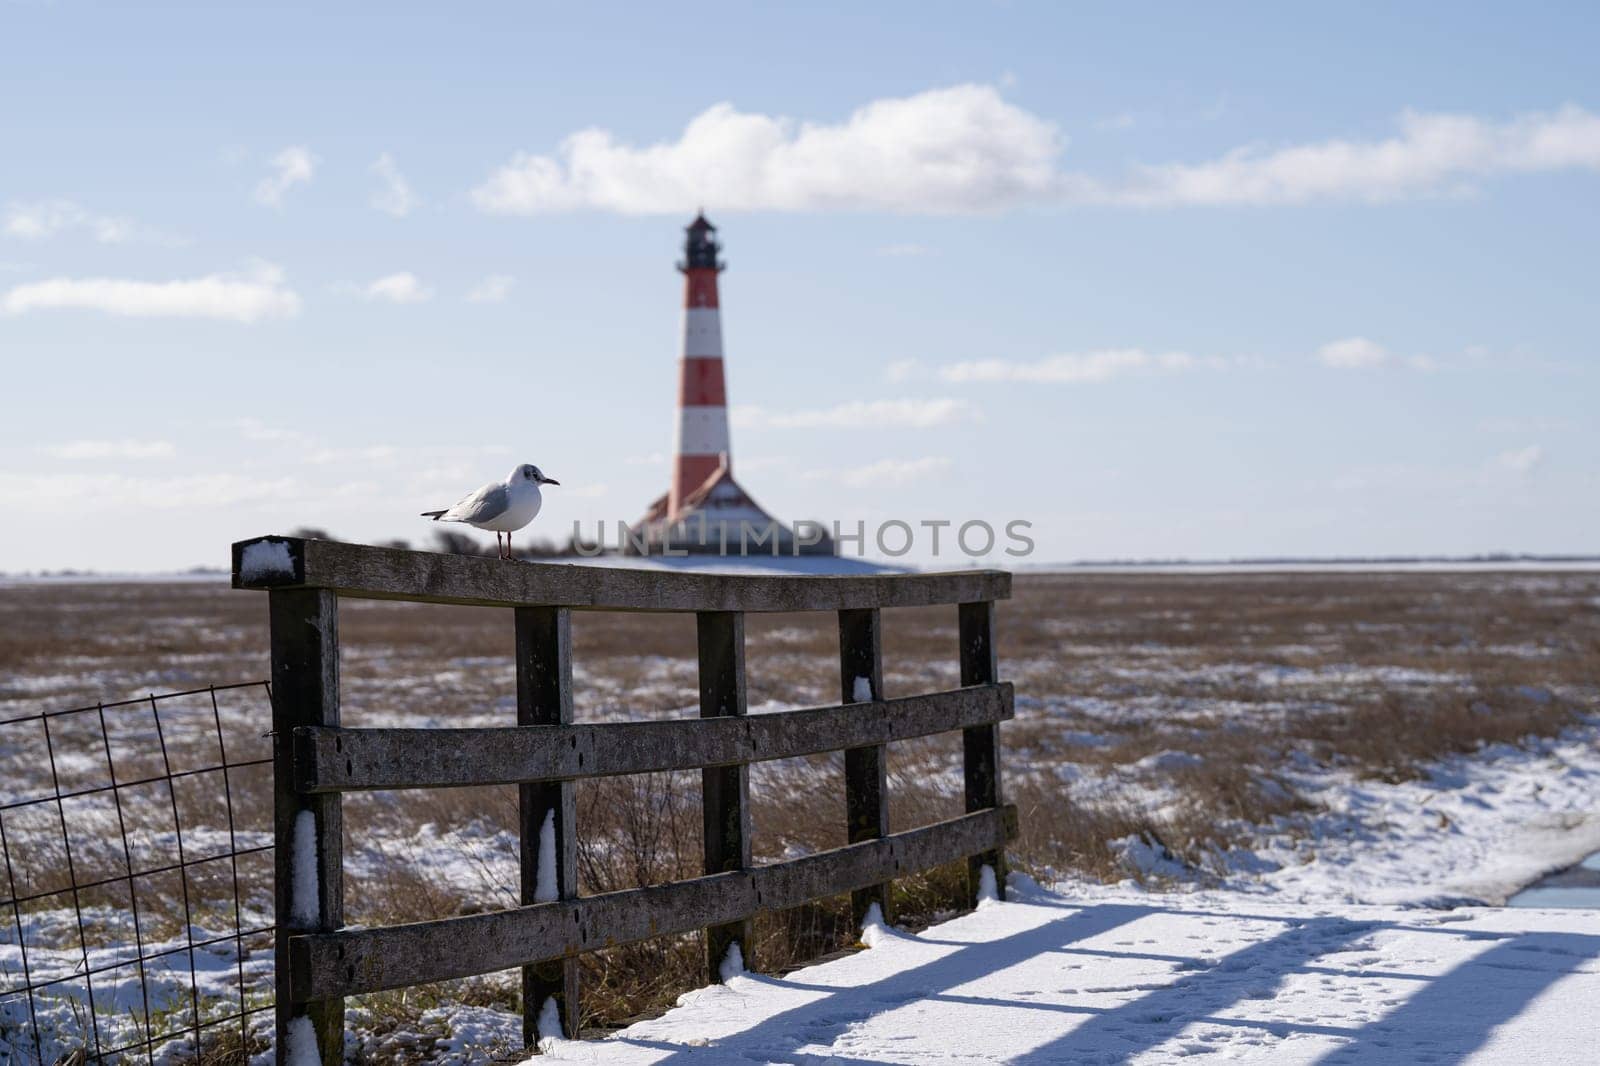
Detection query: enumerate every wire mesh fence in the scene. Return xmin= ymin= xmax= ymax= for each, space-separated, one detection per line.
xmin=0 ymin=682 xmax=276 ymax=1065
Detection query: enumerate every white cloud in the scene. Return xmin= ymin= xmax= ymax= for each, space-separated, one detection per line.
xmin=732 ymin=455 xmax=788 ymax=474
xmin=473 ymin=84 xmax=1064 ymax=215
xmin=306 ymin=444 xmax=400 ymax=466
xmin=1478 ymin=415 xmax=1573 ymax=434
xmin=1116 ymin=105 xmax=1600 ymax=206
xmin=1490 ymin=444 xmax=1543 ymax=474
xmin=361 ymin=272 xmax=433 ymax=304
xmin=1317 ymin=337 xmax=1448 ymax=370
xmin=227 ymin=418 xmax=510 ymax=464
xmin=831 ymin=457 xmax=952 ymax=488
xmin=42 ymin=439 xmax=175 ymax=460
xmin=472 ymin=90 xmax=1600 ymax=215
xmin=0 ymin=471 xmax=298 ymax=512
xmin=255 ymin=146 xmax=316 ymax=208
xmin=370 ymin=153 xmax=420 ymax=217
xmin=1094 ymin=112 xmax=1139 ymax=132
xmin=939 ymin=349 xmax=1210 ymax=384
xmin=884 ymin=358 xmax=922 ymax=383
xmin=1 ymin=262 xmax=300 ymax=322
xmin=733 ymin=397 xmax=977 ymax=430
xmin=229 ymin=417 xmax=316 ymax=447
xmin=876 ymin=243 xmax=933 ymax=257
xmin=4 ymin=200 xmax=178 ymax=244
xmin=466 ymin=274 xmax=515 ymax=303
xmin=1317 ymin=337 xmax=1390 ymax=369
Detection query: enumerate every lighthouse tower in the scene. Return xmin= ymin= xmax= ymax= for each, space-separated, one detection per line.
xmin=631 ymin=214 xmax=832 ymax=556
xmin=671 ymin=214 xmax=730 ymax=516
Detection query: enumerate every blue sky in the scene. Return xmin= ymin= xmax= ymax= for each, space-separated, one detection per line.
xmin=2 ymin=1 xmax=1596 ymax=570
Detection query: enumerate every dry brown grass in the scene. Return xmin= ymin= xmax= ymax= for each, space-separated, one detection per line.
xmin=3 ymin=568 xmax=1597 ymax=1051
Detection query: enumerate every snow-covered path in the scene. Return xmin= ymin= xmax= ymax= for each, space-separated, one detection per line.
xmin=533 ymin=882 xmax=1599 ymax=1064
xmin=521 ymin=731 xmax=1600 ymax=1064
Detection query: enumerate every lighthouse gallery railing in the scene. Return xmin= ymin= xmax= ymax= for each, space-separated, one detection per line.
xmin=232 ymin=535 xmax=1015 ymax=1063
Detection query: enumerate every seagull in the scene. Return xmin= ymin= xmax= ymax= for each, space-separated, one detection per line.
xmin=421 ymin=463 xmax=560 ymax=559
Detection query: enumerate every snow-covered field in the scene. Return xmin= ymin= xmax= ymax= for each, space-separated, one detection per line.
xmin=2 ymin=570 xmax=1597 ymax=1062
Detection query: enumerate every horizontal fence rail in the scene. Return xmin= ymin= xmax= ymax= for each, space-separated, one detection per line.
xmin=293 ymin=684 xmax=1014 ymax=792
xmin=231 ymin=535 xmax=1016 ymax=1064
xmin=290 ymin=807 xmax=1017 ymax=1000
xmin=233 ymin=535 xmax=1010 ymax=611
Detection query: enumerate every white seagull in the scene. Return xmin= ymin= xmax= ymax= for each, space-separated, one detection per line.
xmin=421 ymin=463 xmax=560 ymax=559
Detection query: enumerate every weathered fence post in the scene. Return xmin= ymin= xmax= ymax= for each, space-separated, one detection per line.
xmin=269 ymin=589 xmax=343 ymax=1066
xmin=839 ymin=608 xmax=891 ymax=926
xmin=698 ymin=611 xmax=752 ymax=981
xmin=959 ymin=600 xmax=1005 ymax=904
xmin=517 ymin=606 xmax=580 ymax=1047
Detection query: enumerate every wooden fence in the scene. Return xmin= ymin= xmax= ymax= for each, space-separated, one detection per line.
xmin=232 ymin=536 xmax=1016 ymax=1063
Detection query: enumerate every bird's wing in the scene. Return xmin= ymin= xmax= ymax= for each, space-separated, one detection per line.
xmin=441 ymin=482 xmax=510 ymax=524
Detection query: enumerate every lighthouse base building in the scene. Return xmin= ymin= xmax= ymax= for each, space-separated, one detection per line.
xmin=631 ymin=458 xmax=835 ymax=556
xmin=628 ymin=215 xmax=834 ymax=557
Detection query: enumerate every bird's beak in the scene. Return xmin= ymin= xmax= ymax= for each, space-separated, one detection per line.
xmin=543 ymin=477 xmax=560 ymax=486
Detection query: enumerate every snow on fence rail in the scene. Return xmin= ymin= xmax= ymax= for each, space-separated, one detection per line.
xmin=232 ymin=534 xmax=1018 ymax=1064
xmin=0 ymin=681 xmax=277 ymax=1064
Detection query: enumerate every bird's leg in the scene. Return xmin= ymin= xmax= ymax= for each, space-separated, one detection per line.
xmin=497 ymin=532 xmax=506 ymax=559
xmin=506 ymin=532 xmax=514 ymax=561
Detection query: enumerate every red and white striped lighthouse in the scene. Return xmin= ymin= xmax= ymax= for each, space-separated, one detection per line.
xmin=670 ymin=213 xmax=730 ymax=517
xmin=631 ymin=214 xmax=833 ymax=556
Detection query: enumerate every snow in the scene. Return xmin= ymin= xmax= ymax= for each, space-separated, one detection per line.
xmin=0 ymin=916 xmax=274 ymax=1064
xmin=852 ymin=675 xmax=873 ymax=702
xmin=0 ymin=569 xmax=229 ymax=587
xmin=534 ymin=809 xmax=559 ymax=902
xmin=517 ymin=727 xmax=1600 ymax=1065
xmin=527 ymin=879 xmax=1600 ymax=1065
xmin=416 ymin=1003 xmax=524 ymax=1064
xmin=975 ymin=863 xmax=1000 ymax=904
xmin=290 ymin=808 xmax=320 ymax=925
xmin=536 ymin=996 xmax=566 ymax=1049
xmin=239 ymin=538 xmax=295 ymax=581
xmin=1131 ymin=749 xmax=1205 ymax=773
xmin=859 ymin=903 xmax=891 ymax=948
xmin=285 ymin=1016 xmax=320 ymax=1066
xmin=6 ymin=574 xmax=1597 ymax=1064
xmin=1222 ymin=731 xmax=1600 ymax=907
xmin=1023 ymin=560 xmax=1600 ymax=574
xmin=1111 ymin=832 xmax=1193 ymax=882
xmin=717 ymin=941 xmax=745 ymax=983
xmin=546 ymin=553 xmax=906 ymax=576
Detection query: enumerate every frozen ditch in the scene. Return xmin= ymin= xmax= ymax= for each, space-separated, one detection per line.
xmin=1510 ymin=852 xmax=1600 ymax=909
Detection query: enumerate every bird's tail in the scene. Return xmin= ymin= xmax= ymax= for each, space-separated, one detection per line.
xmin=420 ymin=510 xmax=447 ymax=520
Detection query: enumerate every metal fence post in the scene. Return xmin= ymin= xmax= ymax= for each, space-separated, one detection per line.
xmin=269 ymin=588 xmax=343 ymax=1065
xmin=959 ymin=600 xmax=1005 ymax=905
xmin=839 ymin=607 xmax=891 ymax=926
xmin=697 ymin=610 xmax=752 ymax=982
xmin=517 ymin=605 xmax=581 ymax=1047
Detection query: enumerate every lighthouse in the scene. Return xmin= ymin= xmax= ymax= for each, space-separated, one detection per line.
xmin=671 ymin=214 xmax=731 ymax=516
xmin=631 ymin=214 xmax=832 ymax=556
